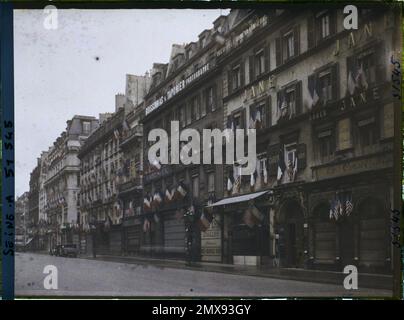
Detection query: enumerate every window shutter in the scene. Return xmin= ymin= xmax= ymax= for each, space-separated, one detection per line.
xmin=295 ymin=81 xmax=302 ymax=115
xmin=240 ymin=61 xmax=245 ymax=87
xmin=293 ymin=25 xmax=300 ymax=56
xmin=227 ymin=70 xmax=232 ymax=95
xmin=297 ymin=144 xmax=306 ymax=169
xmin=275 ymin=37 xmax=282 ymax=67
xmin=265 ymin=97 xmax=272 ymax=128
xmin=331 ymin=63 xmax=339 ymax=100
xmin=307 ymin=16 xmax=315 ymax=49
xmin=264 ymin=43 xmax=270 ymax=72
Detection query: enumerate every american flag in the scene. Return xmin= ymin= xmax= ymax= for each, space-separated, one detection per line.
xmin=345 ymin=193 xmax=354 ymax=216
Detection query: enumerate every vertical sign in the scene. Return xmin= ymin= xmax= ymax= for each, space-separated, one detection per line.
xmin=1 ymin=2 xmax=15 ymax=300
xmin=201 ymin=216 xmax=222 ymax=262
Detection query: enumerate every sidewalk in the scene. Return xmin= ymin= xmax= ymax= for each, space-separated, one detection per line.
xmin=80 ymin=253 xmax=393 ymax=291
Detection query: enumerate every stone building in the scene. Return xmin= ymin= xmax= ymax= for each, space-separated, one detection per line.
xmin=78 ymin=73 xmax=151 ymax=256
xmin=28 ymin=160 xmax=41 ymax=250
xmin=38 ymin=151 xmax=49 ymax=250
xmin=45 ymin=115 xmax=98 ymax=250
xmin=141 ymin=25 xmax=225 ymax=259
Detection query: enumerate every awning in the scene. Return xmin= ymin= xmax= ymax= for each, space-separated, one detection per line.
xmin=207 ymin=190 xmax=268 ymax=208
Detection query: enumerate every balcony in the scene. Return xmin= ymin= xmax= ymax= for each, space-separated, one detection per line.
xmin=120 ymin=125 xmax=142 ymax=148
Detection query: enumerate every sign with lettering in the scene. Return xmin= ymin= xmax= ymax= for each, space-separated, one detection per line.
xmin=145 ymin=63 xmax=210 ymax=116
xmin=201 ymin=216 xmax=222 ymax=262
xmin=216 ymin=16 xmax=268 ymax=57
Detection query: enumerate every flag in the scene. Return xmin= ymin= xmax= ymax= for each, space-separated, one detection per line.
xmin=153 ymin=213 xmax=160 ymax=223
xmin=177 ymin=184 xmax=187 ymax=198
xmin=114 ymin=129 xmax=120 ymax=140
xmin=262 ymin=159 xmax=268 ymax=184
xmin=165 ymin=189 xmax=174 ymax=202
xmin=150 ymin=158 xmax=161 ymax=170
xmin=250 ymin=169 xmax=256 ymax=187
xmin=345 ymin=193 xmax=354 ymax=216
xmin=250 ymin=205 xmax=263 ymax=222
xmin=227 ymin=177 xmax=233 ymax=191
xmin=233 ymin=166 xmax=241 ymax=190
xmin=356 ymin=63 xmax=368 ymax=90
xmin=308 ymin=76 xmax=319 ymax=108
xmin=143 ymin=218 xmax=151 ymax=232
xmin=143 ymin=197 xmax=151 ymax=211
xmin=199 ymin=213 xmax=210 ymax=232
xmin=293 ymin=156 xmax=298 ymax=180
xmin=277 ymin=146 xmax=286 ymax=181
xmin=122 ymin=119 xmax=130 ymax=131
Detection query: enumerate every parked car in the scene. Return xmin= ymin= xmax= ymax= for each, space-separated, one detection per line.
xmin=50 ymin=244 xmax=78 ymax=258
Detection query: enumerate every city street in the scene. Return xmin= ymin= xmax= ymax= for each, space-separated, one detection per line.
xmin=15 ymin=252 xmax=392 ymax=298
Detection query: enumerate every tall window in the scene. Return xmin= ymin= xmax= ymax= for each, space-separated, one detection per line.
xmin=179 ymin=105 xmax=185 ymax=128
xmin=320 ymin=14 xmax=330 ymax=39
xmin=232 ymin=65 xmax=241 ymax=90
xmin=358 ymin=117 xmax=378 ymax=147
xmin=318 ymin=71 xmax=332 ymax=103
xmin=317 ymin=130 xmax=334 ymax=159
xmin=358 ymin=52 xmax=376 ymax=85
xmin=255 ymin=49 xmax=265 ymax=76
xmin=82 ymin=121 xmax=91 ymax=135
xmin=284 ymin=31 xmax=295 ymax=60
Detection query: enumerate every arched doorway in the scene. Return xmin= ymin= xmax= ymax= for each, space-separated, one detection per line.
xmin=357 ymin=197 xmax=387 ymax=272
xmin=278 ymin=200 xmax=304 ymax=268
xmin=313 ymin=202 xmax=337 ymax=268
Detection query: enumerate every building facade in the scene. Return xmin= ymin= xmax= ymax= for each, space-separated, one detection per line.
xmin=28 ymin=161 xmax=41 ymax=250
xmin=205 ymin=7 xmax=400 ymax=274
xmin=141 ymin=27 xmax=225 ymax=260
xmin=45 ymin=115 xmax=98 ymax=251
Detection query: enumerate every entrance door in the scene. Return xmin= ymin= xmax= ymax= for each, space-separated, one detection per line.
xmin=279 ymin=200 xmax=304 ymax=268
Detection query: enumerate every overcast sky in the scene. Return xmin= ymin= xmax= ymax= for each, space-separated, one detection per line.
xmin=14 ymin=8 xmax=229 ymax=197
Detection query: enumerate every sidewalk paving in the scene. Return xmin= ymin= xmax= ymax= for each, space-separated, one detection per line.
xmin=80 ymin=253 xmax=393 ymax=291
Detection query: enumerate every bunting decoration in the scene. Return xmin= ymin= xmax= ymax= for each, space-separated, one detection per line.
xmin=143 ymin=196 xmax=152 ymax=211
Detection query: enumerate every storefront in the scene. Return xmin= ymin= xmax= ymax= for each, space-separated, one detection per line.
xmin=208 ymin=190 xmax=271 ymax=266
